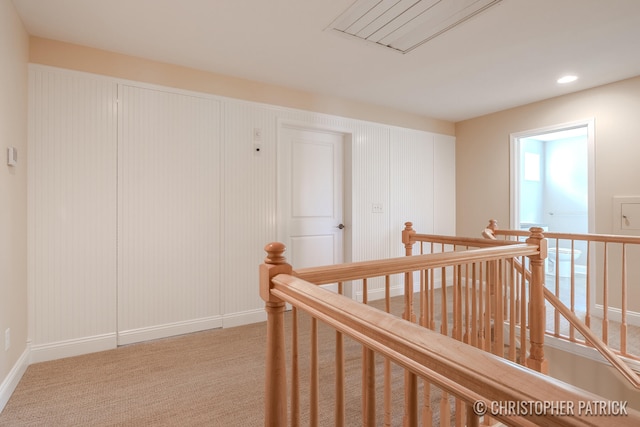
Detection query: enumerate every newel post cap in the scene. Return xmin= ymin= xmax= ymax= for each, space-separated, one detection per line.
xmin=260 ymin=242 xmax=292 ymax=303
xmin=526 ymin=227 xmax=548 ymax=260
xmin=264 ymin=242 xmax=287 ymax=265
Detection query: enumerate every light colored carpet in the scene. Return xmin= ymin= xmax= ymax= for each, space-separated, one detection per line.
xmin=2 ymin=283 xmax=631 ymax=426
xmin=0 ymin=297 xmax=455 ymax=426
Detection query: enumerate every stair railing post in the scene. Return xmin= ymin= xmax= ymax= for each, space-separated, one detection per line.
xmin=260 ymin=242 xmax=292 ymax=426
xmin=402 ymin=222 xmax=417 ymax=321
xmin=401 ymin=222 xmax=418 ymax=425
xmin=402 ymin=222 xmax=418 ymax=426
xmin=525 ymin=228 xmax=549 ymax=374
xmin=482 ymin=219 xmax=499 ymax=240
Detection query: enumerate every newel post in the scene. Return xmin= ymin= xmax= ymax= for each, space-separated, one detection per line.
xmin=402 ymin=222 xmax=417 ymax=322
xmin=260 ymin=242 xmax=292 ymax=426
xmin=525 ymin=228 xmax=549 ymax=374
xmin=402 ymin=222 xmax=416 ymax=256
xmin=402 ymin=222 xmax=418 ymax=426
xmin=482 ymin=219 xmax=498 ymax=240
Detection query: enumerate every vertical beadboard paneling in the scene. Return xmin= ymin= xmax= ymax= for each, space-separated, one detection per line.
xmin=28 ymin=66 xmax=457 ymax=347
xmin=221 ymin=101 xmax=279 ymax=321
xmin=348 ymin=122 xmax=391 ymax=299
xmin=118 ymin=85 xmax=221 ymax=342
xmin=389 ymin=128 xmax=435 ymax=293
xmin=28 ymin=67 xmax=118 ymax=348
xmin=390 ymin=128 xmax=435 ymax=256
xmin=434 ymin=134 xmax=456 ymax=234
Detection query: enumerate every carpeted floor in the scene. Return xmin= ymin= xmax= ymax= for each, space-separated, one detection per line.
xmin=2 ymin=283 xmax=635 ymax=426
xmin=0 ymin=298 xmax=455 ymax=426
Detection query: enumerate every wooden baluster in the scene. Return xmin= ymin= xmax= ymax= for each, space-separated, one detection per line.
xmin=291 ymin=308 xmax=300 ymax=427
xmin=363 ymin=347 xmax=376 ymax=426
xmin=493 ymin=260 xmax=504 ymax=357
xmin=570 ymin=240 xmax=576 ymax=342
xmin=477 ymin=263 xmax=485 ymax=350
xmin=464 ymin=263 xmax=471 ymax=345
xmin=519 ymin=256 xmax=527 ymax=365
xmin=422 ymin=380 xmax=433 ymax=427
xmin=383 ymin=357 xmax=391 ymax=427
xmin=483 ymin=262 xmax=491 ymax=353
xmin=453 ymin=265 xmax=462 ymax=341
xmin=440 ymin=390 xmax=450 ymax=426
xmin=455 ymin=398 xmax=464 ymax=427
xmin=585 ymin=241 xmax=592 ymax=328
xmin=384 ymin=275 xmax=391 ymax=427
xmin=420 ymin=265 xmax=433 ymax=427
xmin=553 ymin=239 xmax=560 ymax=337
xmin=441 ymin=265 xmax=448 ymax=336
xmin=603 ymin=242 xmax=609 ymax=344
xmin=466 ymin=403 xmax=480 ymax=427
xmin=404 ymin=372 xmax=418 ymax=427
xmin=430 ymin=243 xmax=436 ymax=330
xmin=335 ymin=294 xmax=345 ymax=426
xmin=508 ymin=261 xmax=517 ymax=362
xmin=471 ymin=263 xmax=478 ymax=348
xmin=359 ymin=277 xmax=376 ymax=426
xmin=526 ymin=227 xmax=549 ymax=373
xmin=260 ymin=242 xmax=291 ymax=427
xmin=621 ymin=243 xmax=628 ymax=356
xmin=310 ymin=318 xmax=319 ymax=427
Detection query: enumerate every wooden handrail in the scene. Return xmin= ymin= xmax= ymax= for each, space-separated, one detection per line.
xmin=268 ymin=273 xmax=640 ymax=427
xmin=504 ymin=239 xmax=640 ymax=390
xmin=410 ymin=233 xmax=523 ymax=247
xmin=294 ymin=244 xmax=539 ymax=285
xmin=543 ymin=287 xmax=640 ymax=389
xmin=493 ymin=228 xmax=640 ymax=245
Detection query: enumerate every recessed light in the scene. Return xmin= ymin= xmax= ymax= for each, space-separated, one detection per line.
xmin=557 ymin=75 xmax=578 ymax=84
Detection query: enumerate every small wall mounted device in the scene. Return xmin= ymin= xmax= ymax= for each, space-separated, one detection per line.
xmin=7 ymin=147 xmax=17 ymax=167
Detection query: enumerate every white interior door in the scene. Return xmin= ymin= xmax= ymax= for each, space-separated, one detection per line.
xmin=278 ymin=126 xmax=345 ymax=276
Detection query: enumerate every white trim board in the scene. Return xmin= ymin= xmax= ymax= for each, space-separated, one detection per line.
xmin=0 ymin=348 xmax=30 ymax=414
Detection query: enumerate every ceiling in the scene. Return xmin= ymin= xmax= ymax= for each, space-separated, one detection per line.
xmin=11 ymin=0 xmax=640 ymax=122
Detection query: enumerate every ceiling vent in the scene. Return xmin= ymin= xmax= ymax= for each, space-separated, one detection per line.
xmin=328 ymin=0 xmax=503 ymax=54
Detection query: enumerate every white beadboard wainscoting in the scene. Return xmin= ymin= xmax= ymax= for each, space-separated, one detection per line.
xmin=27 ymin=64 xmax=455 ymax=363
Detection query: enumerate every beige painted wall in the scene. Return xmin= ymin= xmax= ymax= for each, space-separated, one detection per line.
xmin=29 ymin=37 xmax=454 ymax=136
xmin=456 ymin=75 xmax=640 ymax=238
xmin=0 ymin=0 xmax=29 ymax=392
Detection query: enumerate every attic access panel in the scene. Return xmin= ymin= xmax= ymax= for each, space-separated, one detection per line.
xmin=328 ymin=0 xmax=503 ymax=53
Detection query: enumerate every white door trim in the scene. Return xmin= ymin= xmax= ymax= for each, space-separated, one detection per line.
xmin=276 ymin=119 xmax=353 ymax=268
xmin=509 ymin=118 xmax=595 ymax=232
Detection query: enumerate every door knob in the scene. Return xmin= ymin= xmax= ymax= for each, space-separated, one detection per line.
xmin=336 ymin=223 xmax=345 ymax=230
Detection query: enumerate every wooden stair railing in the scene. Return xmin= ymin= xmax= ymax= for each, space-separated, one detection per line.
xmin=504 ymin=248 xmax=640 ymax=390
xmin=260 ymin=242 xmax=640 ymax=426
xmin=543 ymin=287 xmax=640 ymax=389
xmin=482 ymin=219 xmax=640 ymax=362
xmin=402 ymin=222 xmax=549 ymax=371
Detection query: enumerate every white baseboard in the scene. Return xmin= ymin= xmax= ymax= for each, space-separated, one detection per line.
xmin=354 ymin=284 xmax=405 ymax=303
xmin=30 ymin=333 xmax=118 ymax=364
xmin=117 ymin=316 xmax=223 ymax=346
xmin=0 ymin=347 xmax=30 ymax=414
xmin=591 ymin=304 xmax=640 ymax=328
xmin=27 ymin=311 xmax=265 ymax=363
xmin=222 ymin=309 xmax=267 ymax=328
